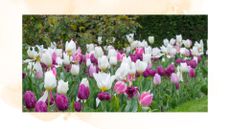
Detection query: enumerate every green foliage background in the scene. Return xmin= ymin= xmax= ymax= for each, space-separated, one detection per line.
xmin=23 ymin=15 xmax=207 ymax=51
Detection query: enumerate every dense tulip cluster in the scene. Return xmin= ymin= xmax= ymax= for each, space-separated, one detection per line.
xmin=23 ymin=34 xmax=207 ymax=112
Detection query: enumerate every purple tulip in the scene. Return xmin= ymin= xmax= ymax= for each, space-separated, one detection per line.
xmin=55 ymin=94 xmax=69 ymax=111
xmin=35 ymin=101 xmax=47 ymax=112
xmin=74 ymin=101 xmax=82 ymax=112
xmin=97 ymin=92 xmax=111 ymax=101
xmin=52 ymin=52 xmax=57 ymax=65
xmin=24 ymin=91 xmax=37 ymax=109
xmin=149 ymin=69 xmax=156 ymax=77
xmin=189 ymin=68 xmax=196 ymax=78
xmin=143 ymin=68 xmax=150 ymax=78
xmin=165 ymin=64 xmax=175 ymax=76
xmin=22 ymin=72 xmax=26 ymax=79
xmin=157 ymin=66 xmax=165 ymax=76
xmin=90 ymin=54 xmax=98 ymax=65
xmin=88 ymin=64 xmax=97 ymax=77
xmin=187 ymin=59 xmax=197 ymax=69
xmin=78 ymin=84 xmax=90 ymax=100
xmin=125 ymin=86 xmax=139 ymax=98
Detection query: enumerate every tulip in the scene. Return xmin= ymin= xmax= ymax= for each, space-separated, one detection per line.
xmin=55 ymin=94 xmax=69 ymax=111
xmin=27 ymin=47 xmax=38 ymax=59
xmin=22 ymin=72 xmax=26 ymax=79
xmin=153 ymin=73 xmax=161 ymax=85
xmin=34 ymin=62 xmax=43 ymax=79
xmin=74 ymin=101 xmax=82 ymax=112
xmin=126 ymin=33 xmax=134 ymax=43
xmin=41 ymin=50 xmax=52 ymax=67
xmin=183 ymin=39 xmax=192 ymax=48
xmin=176 ymin=34 xmax=182 ymax=45
xmin=23 ymin=91 xmax=37 ymax=109
xmin=35 ymin=101 xmax=47 ymax=112
xmin=94 ymin=46 xmax=104 ymax=58
xmin=148 ymin=36 xmax=154 ymax=44
xmin=97 ymin=92 xmax=111 ymax=101
xmin=90 ymin=53 xmax=98 ymax=65
xmin=143 ymin=53 xmax=151 ymax=64
xmin=98 ymin=55 xmax=110 ymax=71
xmin=98 ymin=36 xmax=103 ymax=45
xmin=115 ymin=60 xmax=130 ymax=81
xmin=109 ymin=56 xmax=117 ymax=65
xmin=187 ymin=59 xmax=197 ymax=69
xmin=125 ymin=86 xmax=138 ymax=98
xmin=114 ymin=81 xmax=127 ymax=94
xmin=108 ymin=48 xmax=117 ymax=58
xmin=78 ymin=78 xmax=90 ymax=100
xmin=180 ymin=63 xmax=189 ymax=72
xmin=165 ymin=64 xmax=175 ymax=76
xmin=157 ymin=66 xmax=165 ymax=76
xmin=63 ymin=52 xmax=70 ymax=65
xmin=44 ymin=70 xmax=57 ymax=90
xmin=189 ymin=68 xmax=196 ymax=78
xmin=139 ymin=91 xmax=153 ymax=107
xmin=116 ymin=52 xmax=125 ymax=62
xmin=171 ymin=73 xmax=179 ymax=84
xmin=35 ymin=90 xmax=48 ymax=112
xmin=93 ymin=72 xmax=116 ymax=91
xmin=135 ymin=59 xmax=147 ymax=74
xmin=86 ymin=44 xmax=95 ymax=53
xmin=88 ymin=64 xmax=97 ymax=77
xmin=152 ymin=47 xmax=162 ymax=59
xmin=70 ymin=64 xmax=80 ymax=75
xmin=65 ymin=40 xmax=76 ymax=56
xmin=57 ymin=80 xmax=69 ymax=94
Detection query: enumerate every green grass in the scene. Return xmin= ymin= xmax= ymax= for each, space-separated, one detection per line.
xmin=168 ymin=96 xmax=208 ymax=112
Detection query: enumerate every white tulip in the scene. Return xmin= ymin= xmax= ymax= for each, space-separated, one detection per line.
xmin=94 ymin=46 xmax=104 ymax=58
xmin=86 ymin=44 xmax=95 ymax=53
xmin=143 ymin=53 xmax=151 ymax=64
xmin=41 ymin=50 xmax=52 ymax=67
xmin=34 ymin=62 xmax=43 ymax=79
xmin=57 ymin=80 xmax=69 ymax=94
xmin=148 ymin=36 xmax=154 ymax=44
xmin=38 ymin=90 xmax=48 ymax=102
xmin=183 ymin=39 xmax=192 ymax=48
xmin=109 ymin=56 xmax=117 ymax=65
xmin=176 ymin=34 xmax=182 ymax=46
xmin=176 ymin=66 xmax=183 ymax=82
xmin=180 ymin=48 xmax=190 ymax=56
xmin=152 ymin=48 xmax=162 ymax=58
xmin=170 ymin=38 xmax=176 ymax=45
xmin=98 ymin=36 xmax=103 ymax=45
xmin=130 ymin=40 xmax=139 ymax=50
xmin=98 ymin=55 xmax=110 ymax=70
xmin=65 ymin=40 xmax=76 ymax=56
xmin=129 ymin=62 xmax=136 ymax=75
xmin=63 ymin=52 xmax=70 ymax=65
xmin=44 ymin=70 xmax=57 ymax=90
xmin=27 ymin=47 xmax=38 ymax=59
xmin=70 ymin=64 xmax=80 ymax=75
xmin=163 ymin=39 xmax=169 ymax=46
xmin=145 ymin=46 xmax=152 ymax=55
xmin=135 ymin=59 xmax=147 ymax=74
xmin=138 ymin=40 xmax=148 ymax=48
xmin=80 ymin=78 xmax=89 ymax=87
xmin=108 ymin=49 xmax=117 ymax=58
xmin=93 ymin=72 xmax=116 ymax=91
xmin=126 ymin=33 xmax=134 ymax=43
xmin=115 ymin=60 xmax=130 ymax=80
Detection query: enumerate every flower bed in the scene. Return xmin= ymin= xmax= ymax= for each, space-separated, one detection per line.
xmin=23 ymin=34 xmax=208 ymax=112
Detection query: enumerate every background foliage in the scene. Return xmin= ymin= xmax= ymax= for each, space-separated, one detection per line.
xmin=23 ymin=15 xmax=208 ymax=51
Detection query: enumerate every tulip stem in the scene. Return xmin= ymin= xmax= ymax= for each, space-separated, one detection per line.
xmin=139 ymin=76 xmax=143 ymax=92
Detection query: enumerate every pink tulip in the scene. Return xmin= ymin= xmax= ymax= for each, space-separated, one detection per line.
xmin=135 ymin=47 xmax=144 ymax=56
xmin=139 ymin=91 xmax=153 ymax=107
xmin=153 ymin=73 xmax=161 ymax=85
xmin=170 ymin=73 xmax=179 ymax=84
xmin=114 ymin=81 xmax=127 ymax=94
xmin=189 ymin=68 xmax=196 ymax=78
xmin=117 ymin=52 xmax=125 ymax=62
xmin=88 ymin=64 xmax=97 ymax=77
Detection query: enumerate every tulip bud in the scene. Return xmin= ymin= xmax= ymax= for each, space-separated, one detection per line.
xmin=135 ymin=60 xmax=148 ymax=74
xmin=55 ymin=94 xmax=69 ymax=111
xmin=44 ymin=70 xmax=57 ymax=90
xmin=189 ymin=68 xmax=196 ymax=78
xmin=148 ymin=36 xmax=154 ymax=44
xmin=114 ymin=81 xmax=127 ymax=94
xmin=65 ymin=40 xmax=76 ymax=56
xmin=97 ymin=92 xmax=111 ymax=101
xmin=70 ymin=64 xmax=80 ymax=75
xmin=153 ymin=73 xmax=161 ymax=85
xmin=95 ymin=46 xmax=104 ymax=58
xmin=78 ymin=78 xmax=90 ymax=100
xmin=57 ymin=80 xmax=69 ymax=94
xmin=98 ymin=55 xmax=110 ymax=71
xmin=41 ymin=50 xmax=52 ymax=67
xmin=157 ymin=66 xmax=165 ymax=76
xmin=35 ymin=101 xmax=47 ymax=112
xmin=74 ymin=101 xmax=82 ymax=112
xmin=23 ymin=91 xmax=37 ymax=109
xmin=139 ymin=91 xmax=153 ymax=107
